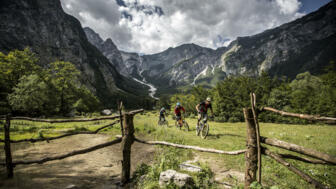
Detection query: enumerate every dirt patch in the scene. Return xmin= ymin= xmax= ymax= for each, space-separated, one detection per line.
xmin=0 ymin=134 xmax=156 ymax=189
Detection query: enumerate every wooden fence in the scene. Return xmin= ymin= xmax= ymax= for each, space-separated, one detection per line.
xmin=0 ymin=107 xmax=246 ymax=186
xmin=244 ymin=93 xmax=336 ymax=189
xmin=1 ymin=97 xmax=336 ymax=188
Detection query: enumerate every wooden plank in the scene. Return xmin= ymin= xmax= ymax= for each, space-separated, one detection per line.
xmin=243 ymin=108 xmax=258 ymax=189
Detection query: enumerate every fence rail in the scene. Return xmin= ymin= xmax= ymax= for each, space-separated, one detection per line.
xmin=0 ymin=109 xmax=143 ymax=123
xmin=0 ymin=120 xmax=119 ymax=143
xmin=261 ymin=107 xmax=336 ymax=124
xmin=245 ymin=93 xmax=336 ymax=189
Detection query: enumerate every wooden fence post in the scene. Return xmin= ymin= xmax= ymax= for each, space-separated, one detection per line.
xmin=243 ymin=108 xmax=257 ymax=189
xmin=119 ymin=101 xmax=124 ymax=137
xmin=4 ymin=114 xmax=14 ymax=178
xmin=250 ymin=93 xmax=262 ymax=183
xmin=121 ymin=112 xmax=135 ymax=185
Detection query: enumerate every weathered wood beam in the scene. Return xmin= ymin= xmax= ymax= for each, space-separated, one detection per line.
xmin=260 ymin=136 xmax=336 ymax=165
xmin=0 ymin=109 xmax=144 ymax=123
xmin=261 ymin=107 xmax=336 ymax=124
xmin=0 ymin=121 xmax=119 ymax=143
xmin=0 ymin=138 xmax=122 ymax=166
xmin=263 ymin=148 xmax=328 ymax=189
xmin=133 ymin=137 xmax=246 ymax=155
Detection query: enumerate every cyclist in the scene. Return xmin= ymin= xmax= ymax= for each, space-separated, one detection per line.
xmin=159 ymin=107 xmax=166 ymax=122
xmin=174 ymin=102 xmax=185 ymax=127
xmin=196 ymin=97 xmax=214 ymax=127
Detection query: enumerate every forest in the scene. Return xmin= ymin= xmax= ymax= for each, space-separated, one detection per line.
xmin=159 ymin=62 xmax=336 ymax=124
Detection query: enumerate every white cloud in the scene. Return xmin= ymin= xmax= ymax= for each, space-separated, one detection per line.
xmin=61 ymin=0 xmax=304 ymax=54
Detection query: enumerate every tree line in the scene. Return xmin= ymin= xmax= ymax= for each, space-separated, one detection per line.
xmin=157 ymin=62 xmax=336 ymax=124
xmin=0 ymin=48 xmax=100 ymax=116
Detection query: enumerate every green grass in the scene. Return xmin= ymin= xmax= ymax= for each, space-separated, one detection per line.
xmin=133 ymin=112 xmax=336 ymax=189
xmin=1 ymin=113 xmax=335 ymax=188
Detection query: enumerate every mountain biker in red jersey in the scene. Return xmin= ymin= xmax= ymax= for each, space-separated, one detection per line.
xmin=174 ymin=102 xmax=185 ymax=124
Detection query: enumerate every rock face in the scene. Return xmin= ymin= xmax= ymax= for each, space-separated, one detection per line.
xmin=85 ymin=1 xmax=336 ymax=95
xmin=159 ymin=169 xmax=195 ymax=188
xmin=0 ymin=0 xmax=147 ymax=107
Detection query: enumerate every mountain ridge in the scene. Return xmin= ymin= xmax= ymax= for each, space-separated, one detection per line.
xmin=84 ymin=1 xmax=336 ymax=96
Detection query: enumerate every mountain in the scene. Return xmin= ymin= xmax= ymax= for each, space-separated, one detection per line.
xmin=0 ymin=0 xmax=149 ymax=108
xmin=85 ymin=1 xmax=336 ymax=96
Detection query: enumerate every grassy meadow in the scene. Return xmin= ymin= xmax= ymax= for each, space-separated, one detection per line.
xmin=0 ymin=111 xmax=335 ymax=188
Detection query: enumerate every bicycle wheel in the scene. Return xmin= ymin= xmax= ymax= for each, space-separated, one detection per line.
xmin=164 ymin=120 xmax=169 ymax=127
xmin=196 ymin=123 xmax=201 ymax=136
xmin=183 ymin=121 xmax=189 ymax=131
xmin=201 ymin=123 xmax=209 ymax=139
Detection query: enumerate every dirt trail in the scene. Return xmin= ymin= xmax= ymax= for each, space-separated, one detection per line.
xmin=0 ymin=134 xmax=155 ymax=189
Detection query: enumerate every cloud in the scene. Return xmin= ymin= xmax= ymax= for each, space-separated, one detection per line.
xmin=61 ymin=0 xmax=304 ymax=54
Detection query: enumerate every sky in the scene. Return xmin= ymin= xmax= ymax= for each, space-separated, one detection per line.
xmin=60 ymin=0 xmax=332 ymax=54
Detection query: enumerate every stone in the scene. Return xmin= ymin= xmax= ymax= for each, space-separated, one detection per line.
xmin=159 ymin=169 xmax=195 ymax=188
xmin=101 ymin=109 xmax=112 ymax=116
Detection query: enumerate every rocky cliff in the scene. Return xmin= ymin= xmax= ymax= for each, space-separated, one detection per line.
xmin=0 ymin=0 xmax=148 ymax=107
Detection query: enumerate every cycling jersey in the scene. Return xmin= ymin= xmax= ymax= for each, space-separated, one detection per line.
xmin=174 ymin=106 xmax=185 ymax=116
xmin=198 ymin=101 xmax=212 ymax=113
xmin=159 ymin=108 xmax=166 ymax=115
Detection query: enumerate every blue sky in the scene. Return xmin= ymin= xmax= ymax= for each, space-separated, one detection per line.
xmin=61 ymin=0 xmax=332 ymax=54
xmin=299 ymin=0 xmax=331 ymax=13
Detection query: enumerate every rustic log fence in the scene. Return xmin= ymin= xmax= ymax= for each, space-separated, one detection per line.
xmin=2 ymin=96 xmax=335 ymax=188
xmin=0 ymin=106 xmax=143 ymax=181
xmin=244 ymin=93 xmax=336 ymax=189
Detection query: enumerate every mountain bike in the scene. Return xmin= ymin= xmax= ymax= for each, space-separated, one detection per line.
xmin=196 ymin=116 xmax=213 ymax=139
xmin=158 ymin=119 xmax=169 ymax=127
xmin=175 ymin=116 xmax=189 ymax=131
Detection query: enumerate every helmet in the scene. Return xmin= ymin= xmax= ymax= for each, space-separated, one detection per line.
xmin=206 ymin=97 xmax=211 ymax=102
xmin=162 ymin=107 xmax=165 ymax=110
xmin=176 ymin=102 xmax=181 ymax=106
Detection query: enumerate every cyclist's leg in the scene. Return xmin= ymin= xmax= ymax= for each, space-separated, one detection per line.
xmin=203 ymin=113 xmax=208 ymax=122
xmin=197 ymin=113 xmax=202 ymax=126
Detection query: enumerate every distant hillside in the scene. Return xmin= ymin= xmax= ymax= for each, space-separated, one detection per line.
xmin=0 ymin=0 xmax=150 ymax=108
